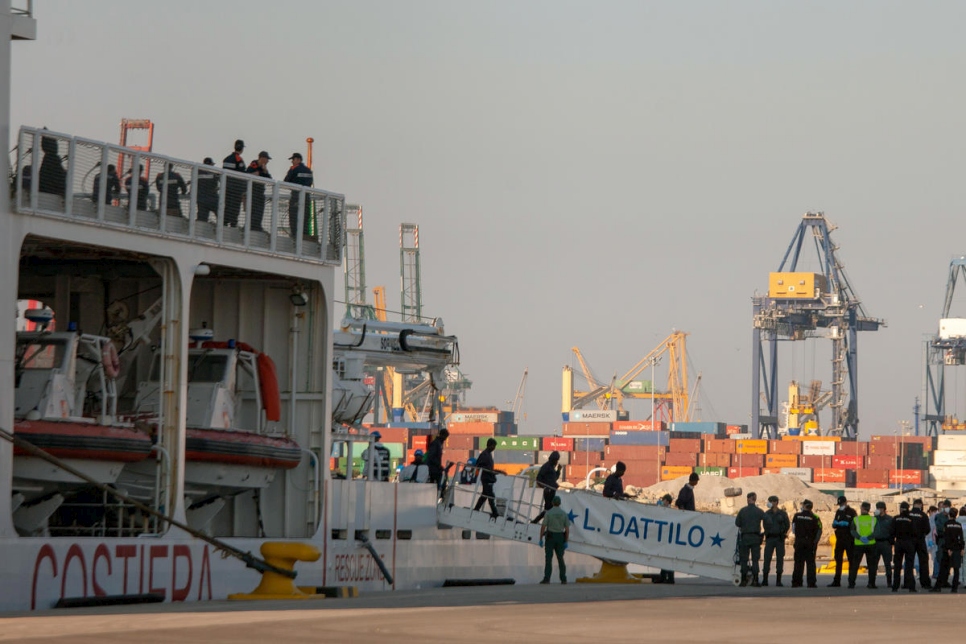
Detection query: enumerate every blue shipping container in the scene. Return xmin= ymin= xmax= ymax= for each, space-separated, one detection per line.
xmin=574 ymin=437 xmax=607 ymax=451
xmin=609 ymin=431 xmax=670 ymax=446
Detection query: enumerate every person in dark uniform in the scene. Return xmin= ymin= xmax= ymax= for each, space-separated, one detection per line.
xmin=828 ymin=495 xmax=857 ymax=587
xmin=531 ymin=451 xmax=562 ymax=524
xmin=932 ymin=506 xmax=964 ymax=593
xmin=872 ymin=501 xmax=894 ymax=589
xmin=196 ymin=157 xmax=219 ymax=222
xmin=735 ymin=492 xmax=766 ymax=587
xmin=909 ymin=498 xmax=932 ymax=588
xmin=155 ymin=163 xmax=187 ymax=217
xmin=603 ymin=462 xmax=631 ymax=500
xmin=38 ymin=135 xmax=67 ymax=197
xmin=762 ymin=495 xmax=790 ymax=587
xmin=91 ymin=164 xmax=120 ymax=204
xmin=848 ymin=501 xmax=878 ymax=589
xmin=933 ymin=499 xmax=952 ymax=587
xmin=892 ymin=501 xmax=918 ymax=592
xmin=424 ymin=428 xmax=449 ymax=487
xmin=124 ymin=165 xmax=149 ymax=211
xmin=472 ymin=437 xmax=499 ymax=518
xmin=284 ymin=152 xmax=314 ymax=239
xmin=791 ymin=499 xmax=821 ymax=588
xmin=246 ymin=151 xmax=272 ymax=231
xmin=222 ymin=139 xmax=246 ymax=227
xmin=675 ymin=472 xmax=699 ymax=511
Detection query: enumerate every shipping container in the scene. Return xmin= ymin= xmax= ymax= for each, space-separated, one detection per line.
xmin=493 ymin=450 xmax=535 ymax=465
xmin=929 ymin=465 xmax=966 ymax=482
xmin=801 ymin=441 xmax=836 ymax=456
xmin=889 ymin=470 xmax=923 ymax=485
xmin=661 ymin=465 xmax=694 ymax=480
xmin=562 ymin=422 xmax=612 ymax=437
xmin=622 ymin=473 xmax=660 ymax=488
xmin=867 ymin=441 xmax=898 ymax=457
xmin=735 ymin=439 xmax=768 ymax=454
xmin=605 ymin=445 xmax=666 ymax=460
xmin=619 ymin=460 xmax=662 ymax=478
xmin=478 ymin=436 xmax=540 ymax=451
xmin=671 ymin=422 xmax=726 ymax=436
xmin=445 ymin=449 xmax=471 ymax=464
xmin=374 ymin=427 xmax=409 ymax=444
xmin=411 ymin=435 xmax=429 ymax=450
xmin=574 ymin=437 xmax=607 ymax=452
xmin=612 ymin=420 xmax=666 ymax=432
xmin=570 ymin=450 xmax=604 ymax=464
xmin=768 ymin=440 xmax=802 ymax=455
xmin=781 ymin=467 xmax=813 ymax=483
xmin=537 ymin=450 xmax=571 ymax=465
xmin=704 ymin=439 xmax=736 ymax=454
xmin=813 ymin=468 xmax=847 ymax=483
xmin=832 ymin=454 xmax=862 ymax=469
xmin=932 ymin=450 xmax=966 ymax=466
xmin=765 ymin=454 xmax=799 ymax=468
xmin=729 ymin=433 xmax=754 ymax=440
xmin=782 ymin=435 xmax=841 ymax=442
xmin=664 ymin=452 xmax=698 ymax=467
xmin=694 ymin=466 xmax=727 ymax=477
xmin=566 ymin=464 xmax=605 ymax=482
xmin=856 ymin=468 xmax=890 ymax=484
xmin=835 ymin=441 xmax=869 ymax=456
xmin=800 ymin=455 xmax=833 ymax=469
xmin=610 ymin=431 xmax=670 ymax=446
xmin=725 ymin=424 xmax=748 ymax=435
xmin=696 ymin=452 xmax=731 ymax=468
xmin=856 ymin=482 xmax=889 ymax=489
xmin=727 ymin=467 xmax=761 ymax=478
xmin=445 ymin=435 xmax=477 ymax=450
xmin=568 ymin=409 xmax=618 ymax=422
xmin=938 ymin=435 xmax=966 ymax=451
xmin=731 ymin=453 xmax=765 ymax=468
xmin=669 ymin=438 xmax=702 ymax=453
xmin=449 ymin=412 xmax=499 ymax=423
xmin=866 ymin=454 xmax=897 ymax=470
xmin=542 ymin=436 xmax=574 ymax=451
xmin=760 ymin=468 xmax=783 ymax=475
xmin=446 ymin=421 xmax=495 ymax=436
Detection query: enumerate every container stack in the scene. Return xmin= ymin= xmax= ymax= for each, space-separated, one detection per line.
xmin=930 ymin=434 xmax=966 ymax=492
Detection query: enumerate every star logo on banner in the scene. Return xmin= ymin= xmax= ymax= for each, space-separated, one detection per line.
xmin=709 ymin=532 xmax=725 ymax=548
xmin=566 ymin=509 xmax=578 ymax=525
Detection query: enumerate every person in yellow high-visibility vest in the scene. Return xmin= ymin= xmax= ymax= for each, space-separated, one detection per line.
xmin=849 ymin=501 xmax=878 ymax=589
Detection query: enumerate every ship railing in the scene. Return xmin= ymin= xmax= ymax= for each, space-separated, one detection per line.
xmin=14 ymin=126 xmax=345 ymax=265
xmin=443 ymin=462 xmax=546 ymax=524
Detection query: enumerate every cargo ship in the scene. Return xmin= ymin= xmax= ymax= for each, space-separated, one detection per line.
xmin=0 ymin=7 xmax=600 ymax=612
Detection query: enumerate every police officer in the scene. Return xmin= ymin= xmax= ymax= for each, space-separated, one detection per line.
xmin=909 ymin=498 xmax=932 ymax=588
xmin=124 ymin=164 xmax=149 ymax=211
xmin=196 ymin=157 xmax=219 ymax=222
xmin=891 ymin=501 xmax=918 ymax=592
xmin=531 ymin=451 xmax=562 ymax=524
xmin=91 ymin=163 xmax=120 ymax=204
xmin=791 ymin=499 xmax=821 ymax=588
xmin=246 ymin=151 xmax=272 ymax=232
xmin=872 ymin=501 xmax=894 ymax=589
xmin=284 ymin=152 xmax=314 ymax=239
xmin=155 ymin=162 xmax=187 ymax=217
xmin=934 ymin=499 xmax=952 ymax=587
xmin=458 ymin=457 xmax=478 ymax=485
xmin=222 ymin=139 xmax=246 ymax=227
xmin=762 ymin=495 xmax=790 ymax=587
xmin=828 ymin=495 xmax=857 ymax=587
xmin=932 ymin=506 xmax=964 ymax=593
xmin=361 ymin=431 xmax=391 ymax=482
xmin=735 ymin=492 xmax=766 ymax=587
xmin=848 ymin=501 xmax=878 ymax=589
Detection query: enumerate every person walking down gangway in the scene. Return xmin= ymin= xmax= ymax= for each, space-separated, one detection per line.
xmin=531 ymin=451 xmax=562 ymax=524
xmin=472 ymin=438 xmax=500 ymax=518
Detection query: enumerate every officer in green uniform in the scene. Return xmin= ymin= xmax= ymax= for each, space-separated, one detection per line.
xmin=848 ymin=501 xmax=878 ymax=589
xmin=735 ymin=491 xmax=766 ymax=587
xmin=762 ymin=494 xmax=790 ymax=587
xmin=539 ymin=496 xmax=569 ymax=584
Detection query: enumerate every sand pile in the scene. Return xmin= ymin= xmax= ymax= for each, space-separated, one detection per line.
xmin=637 ymin=474 xmax=840 ymax=514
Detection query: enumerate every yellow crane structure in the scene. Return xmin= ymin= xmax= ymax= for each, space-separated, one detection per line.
xmin=564 ymin=332 xmax=695 ymax=423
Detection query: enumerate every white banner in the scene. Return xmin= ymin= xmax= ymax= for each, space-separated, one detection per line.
xmin=562 ymin=492 xmax=738 ymax=572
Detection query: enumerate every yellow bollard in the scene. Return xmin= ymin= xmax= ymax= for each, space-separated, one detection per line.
xmin=228 ymin=542 xmax=325 ymax=601
xmin=576 ymin=561 xmax=644 ymax=584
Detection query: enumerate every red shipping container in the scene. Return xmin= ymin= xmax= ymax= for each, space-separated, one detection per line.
xmin=704 ymin=439 xmax=736 ymax=454
xmin=866 ymin=454 xmax=897 ymax=470
xmin=813 ymin=468 xmax=847 ymax=483
xmin=872 ymin=435 xmax=934 ymax=451
xmin=612 ymin=420 xmax=666 ymax=432
xmin=445 ymin=449 xmax=471 ymax=464
xmin=835 ymin=441 xmax=869 ymax=456
xmin=375 ymin=427 xmax=409 ymax=444
xmin=446 ymin=435 xmax=477 ymax=450
xmin=697 ymin=452 xmax=731 ymax=468
xmin=867 ymin=441 xmax=899 ymax=456
xmin=856 ymin=482 xmax=889 ymax=489
xmin=800 ymin=455 xmax=833 ymax=469
xmin=760 ymin=467 xmax=783 ymax=475
xmin=856 ymin=468 xmax=889 ymax=484
xmin=728 ymin=467 xmax=760 ymax=478
xmin=725 ymin=425 xmax=745 ymax=436
xmin=561 ymin=422 xmax=612 ymax=437
xmin=664 ymin=452 xmax=698 ymax=467
xmin=411 ymin=436 xmax=429 ymax=450
xmin=605 ymin=445 xmax=665 ymax=460
xmin=669 ymin=438 xmax=701 ymax=453
xmin=890 ymin=470 xmax=923 ymax=485
xmin=731 ymin=453 xmax=765 ymax=468
xmin=447 ymin=421 xmax=495 ymax=436
xmin=619 ymin=460 xmax=662 ymax=475
xmin=768 ymin=440 xmax=802 ymax=455
xmin=543 ymin=436 xmax=574 ymax=451
xmin=832 ymin=455 xmax=863 ymax=469
xmin=570 ymin=451 xmax=604 ymax=464
xmin=566 ymin=464 xmax=598 ymax=481
xmin=622 ymin=472 xmax=660 ymax=488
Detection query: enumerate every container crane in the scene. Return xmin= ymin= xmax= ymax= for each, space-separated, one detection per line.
xmin=924 ymin=257 xmax=966 ymax=435
xmin=510 ymin=367 xmax=528 ymax=424
xmin=752 ymin=212 xmax=884 ymax=439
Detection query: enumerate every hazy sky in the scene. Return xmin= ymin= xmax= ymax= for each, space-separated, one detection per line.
xmin=13 ymin=1 xmax=966 ymax=438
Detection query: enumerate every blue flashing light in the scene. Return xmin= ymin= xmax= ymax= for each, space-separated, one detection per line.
xmin=67 ymin=321 xmax=78 ymax=331
xmin=228 ymin=339 xmax=236 ymax=348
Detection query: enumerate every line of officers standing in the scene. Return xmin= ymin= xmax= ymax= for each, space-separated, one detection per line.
xmin=735 ymin=494 xmax=966 ymax=592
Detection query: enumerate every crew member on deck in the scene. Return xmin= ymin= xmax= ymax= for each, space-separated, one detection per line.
xmin=284 ymin=152 xmax=314 ymax=239
xmin=246 ymin=151 xmax=272 ymax=232
xmin=222 ymin=139 xmax=246 ymax=227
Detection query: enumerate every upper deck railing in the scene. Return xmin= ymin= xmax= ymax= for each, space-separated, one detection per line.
xmin=14 ymin=126 xmax=345 ymax=265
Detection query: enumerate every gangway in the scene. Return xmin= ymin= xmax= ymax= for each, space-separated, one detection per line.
xmin=438 ymin=468 xmax=740 ymax=584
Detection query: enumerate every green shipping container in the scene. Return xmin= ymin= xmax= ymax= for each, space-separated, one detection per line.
xmin=477 ymin=436 xmax=540 ymax=451
xmin=694 ymin=466 xmax=727 ymax=477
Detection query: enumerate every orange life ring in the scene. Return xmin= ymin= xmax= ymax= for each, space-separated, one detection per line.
xmin=102 ymin=342 xmax=121 ymax=378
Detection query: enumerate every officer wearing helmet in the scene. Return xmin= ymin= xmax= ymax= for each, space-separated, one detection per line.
xmin=400 ymin=449 xmax=429 ymax=483
xmin=459 ymin=457 xmax=479 ymax=485
xmin=361 ymin=431 xmax=391 ymax=481
xmin=531 ymin=451 xmax=563 ymax=524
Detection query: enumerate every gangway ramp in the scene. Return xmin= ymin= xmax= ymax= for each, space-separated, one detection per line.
xmin=438 ymin=470 xmax=740 ymax=584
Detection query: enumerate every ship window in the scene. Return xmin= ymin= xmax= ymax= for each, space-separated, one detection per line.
xmin=375 ymin=529 xmax=392 ymax=540
xmin=331 ymin=529 xmax=347 ymax=540
xmin=186 ymin=353 xmax=228 ymax=383
xmin=354 ymin=530 xmax=368 ymax=541
xmin=17 ymin=339 xmax=66 ymax=370
xmin=396 ymin=530 xmax=412 ymax=540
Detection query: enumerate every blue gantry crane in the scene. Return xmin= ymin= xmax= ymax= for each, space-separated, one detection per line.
xmin=751 ymin=212 xmax=884 ymax=439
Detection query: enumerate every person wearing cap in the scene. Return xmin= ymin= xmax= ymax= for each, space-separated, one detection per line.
xmin=361 ymin=431 xmax=391 ymax=482
xmin=472 ymin=437 xmax=501 ymax=517
xmin=908 ymin=498 xmax=932 ymax=588
xmin=762 ymin=495 xmax=790 ymax=586
xmin=196 ymin=157 xmax=219 ymax=222
xmin=932 ymin=506 xmax=964 ymax=593
xmin=458 ymin=456 xmax=478 ymax=485
xmin=283 ymin=152 xmax=314 ymax=239
xmin=891 ymin=501 xmax=918 ymax=592
xmin=531 ymin=451 xmax=562 ymax=524
xmin=934 ymin=499 xmax=954 ymax=587
xmin=675 ymin=472 xmax=699 ymax=511
xmin=827 ymin=495 xmax=857 ymax=587
xmin=222 ymin=139 xmax=246 ymax=227
xmin=871 ymin=501 xmax=894 ymax=589
xmin=735 ymin=492 xmax=766 ymax=587
xmin=245 ymin=151 xmax=272 ymax=232
xmin=791 ymin=499 xmax=821 ymax=588
xmin=155 ymin=162 xmax=187 ymax=218
xmin=539 ymin=496 xmax=569 ymax=584
xmin=848 ymin=502 xmax=878 ymax=589
xmin=399 ymin=449 xmax=428 ymax=483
